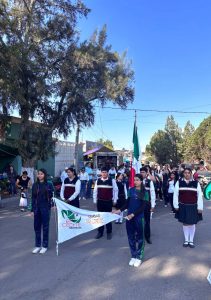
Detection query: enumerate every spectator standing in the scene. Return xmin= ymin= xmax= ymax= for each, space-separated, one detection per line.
xmin=60 ymin=167 xmax=68 ymax=183
xmin=85 ymin=163 xmax=94 ymax=199
xmin=108 ymin=166 xmax=117 ymax=179
xmin=79 ymin=167 xmax=89 ymax=200
xmin=7 ymin=165 xmax=17 ymax=195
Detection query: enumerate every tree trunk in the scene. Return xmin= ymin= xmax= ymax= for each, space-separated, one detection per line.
xmin=74 ymin=122 xmax=80 ymax=173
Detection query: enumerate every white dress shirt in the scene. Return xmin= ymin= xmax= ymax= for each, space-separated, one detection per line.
xmin=93 ymin=177 xmax=118 ymax=204
xmin=143 ymin=178 xmax=156 ymax=208
xmin=173 ymin=180 xmax=203 ymax=210
xmin=60 ymin=178 xmax=81 ymax=201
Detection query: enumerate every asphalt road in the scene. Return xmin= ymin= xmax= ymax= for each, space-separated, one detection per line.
xmin=1 ymin=196 xmax=211 ymax=300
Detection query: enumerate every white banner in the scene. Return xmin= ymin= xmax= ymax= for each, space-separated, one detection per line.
xmin=54 ymin=198 xmax=120 ymax=244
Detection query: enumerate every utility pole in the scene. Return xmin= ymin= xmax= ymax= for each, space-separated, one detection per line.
xmin=74 ymin=122 xmax=80 ymax=173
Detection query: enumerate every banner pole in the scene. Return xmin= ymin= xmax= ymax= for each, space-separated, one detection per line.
xmin=56 ymin=241 xmax=59 ymax=256
xmin=53 ymin=195 xmax=59 ymax=256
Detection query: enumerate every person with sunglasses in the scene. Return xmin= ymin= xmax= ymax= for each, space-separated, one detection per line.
xmin=173 ymin=167 xmax=203 ymax=248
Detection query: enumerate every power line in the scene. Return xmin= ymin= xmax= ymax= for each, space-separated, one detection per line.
xmin=94 ymin=105 xmax=211 ymax=115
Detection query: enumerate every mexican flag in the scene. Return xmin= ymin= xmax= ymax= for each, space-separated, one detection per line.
xmin=129 ymin=120 xmax=141 ymax=187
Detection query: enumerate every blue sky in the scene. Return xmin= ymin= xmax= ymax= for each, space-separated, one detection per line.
xmin=67 ymin=0 xmax=211 ymax=150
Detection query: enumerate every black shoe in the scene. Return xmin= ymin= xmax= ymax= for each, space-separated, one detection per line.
xmin=183 ymin=241 xmax=189 ymax=247
xmin=107 ymin=233 xmax=112 ymax=240
xmin=146 ymin=238 xmax=152 ymax=244
xmin=95 ymin=233 xmax=103 ymax=239
xmin=188 ymin=242 xmax=195 ymax=248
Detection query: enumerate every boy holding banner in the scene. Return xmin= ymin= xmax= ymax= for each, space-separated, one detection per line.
xmin=93 ymin=167 xmax=118 ymax=240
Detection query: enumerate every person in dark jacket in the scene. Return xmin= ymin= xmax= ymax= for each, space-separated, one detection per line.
xmin=113 ymin=174 xmax=146 ymax=268
xmin=31 ymin=168 xmax=54 ymax=254
xmin=7 ymin=165 xmax=17 ymax=195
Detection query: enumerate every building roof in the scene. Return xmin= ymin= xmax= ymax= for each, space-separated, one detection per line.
xmin=83 ymin=146 xmax=115 ymax=156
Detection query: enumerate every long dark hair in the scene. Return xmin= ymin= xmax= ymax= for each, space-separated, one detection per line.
xmin=37 ymin=168 xmax=48 ymax=183
xmin=116 ymin=172 xmax=123 ymax=180
xmin=134 ymin=173 xmax=145 ymax=198
xmin=67 ymin=167 xmax=77 ymax=177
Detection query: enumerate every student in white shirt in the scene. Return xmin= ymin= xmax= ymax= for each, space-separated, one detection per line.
xmin=60 ymin=167 xmax=68 ymax=183
xmin=79 ymin=167 xmax=89 ymax=200
xmin=60 ymin=168 xmax=81 ymax=208
xmin=108 ymin=166 xmax=117 ymax=179
xmin=173 ymin=168 xmax=203 ymax=248
xmin=167 ymin=172 xmax=177 ymax=213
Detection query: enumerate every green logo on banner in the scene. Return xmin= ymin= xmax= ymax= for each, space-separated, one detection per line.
xmin=61 ymin=210 xmax=81 ymax=223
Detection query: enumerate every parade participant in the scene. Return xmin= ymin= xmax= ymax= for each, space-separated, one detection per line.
xmin=7 ymin=165 xmax=17 ymax=195
xmin=93 ymin=167 xmax=118 ymax=240
xmin=118 ymin=164 xmax=125 ymax=174
xmin=85 ymin=163 xmax=94 ymax=199
xmin=115 ymin=173 xmax=127 ymax=224
xmin=108 ymin=165 xmax=117 ymax=179
xmin=162 ymin=164 xmax=171 ymax=207
xmin=96 ymin=166 xmax=102 ymax=178
xmin=60 ymin=167 xmax=68 ymax=183
xmin=140 ymin=167 xmax=156 ymax=244
xmin=193 ymin=167 xmax=200 ymax=181
xmin=60 ymin=167 xmax=81 ymax=208
xmin=31 ymin=169 xmax=54 ymax=254
xmin=173 ymin=167 xmax=203 ymax=248
xmin=113 ymin=174 xmax=146 ymax=268
xmin=167 ymin=172 xmax=177 ymax=213
xmin=79 ymin=167 xmax=89 ymax=200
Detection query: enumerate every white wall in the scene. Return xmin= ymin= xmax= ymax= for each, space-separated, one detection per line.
xmin=55 ymin=141 xmax=75 ymax=177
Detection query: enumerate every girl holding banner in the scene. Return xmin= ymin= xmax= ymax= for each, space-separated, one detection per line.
xmin=31 ymin=169 xmax=54 ymax=254
xmin=113 ymin=174 xmax=146 ymax=268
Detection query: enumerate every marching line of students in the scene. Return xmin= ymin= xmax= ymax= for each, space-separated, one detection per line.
xmin=29 ymin=165 xmax=204 ymax=270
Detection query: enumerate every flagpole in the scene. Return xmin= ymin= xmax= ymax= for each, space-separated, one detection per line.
xmin=53 ymin=194 xmax=59 ymax=256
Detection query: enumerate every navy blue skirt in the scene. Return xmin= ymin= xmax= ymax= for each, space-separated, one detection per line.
xmin=175 ymin=203 xmax=202 ymax=224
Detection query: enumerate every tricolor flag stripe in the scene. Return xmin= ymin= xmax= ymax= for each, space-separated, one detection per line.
xmin=130 ymin=119 xmax=141 ymax=187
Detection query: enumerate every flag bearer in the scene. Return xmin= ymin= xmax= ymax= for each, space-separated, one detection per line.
xmin=113 ymin=174 xmax=146 ymax=268
xmin=93 ymin=167 xmax=118 ymax=240
xmin=140 ymin=167 xmax=156 ymax=244
xmin=60 ymin=167 xmax=81 ymax=208
xmin=173 ymin=167 xmax=203 ymax=248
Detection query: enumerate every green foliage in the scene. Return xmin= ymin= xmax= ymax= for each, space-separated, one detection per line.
xmin=96 ymin=138 xmax=114 ymax=150
xmin=146 ymin=116 xmax=211 ymax=165
xmin=185 ymin=116 xmax=211 ymax=163
xmin=180 ymin=121 xmax=195 ymax=161
xmin=145 ymin=130 xmax=172 ymax=165
xmin=146 ymin=116 xmax=183 ymax=165
xmin=0 ymin=1 xmax=134 ymax=166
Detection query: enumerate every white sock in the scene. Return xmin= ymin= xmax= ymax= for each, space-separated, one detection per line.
xmin=189 ymin=225 xmax=196 ymax=243
xmin=183 ymin=226 xmax=189 ymax=242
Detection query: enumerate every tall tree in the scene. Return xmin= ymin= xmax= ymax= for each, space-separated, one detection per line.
xmin=0 ymin=1 xmax=134 ymax=171
xmin=164 ymin=115 xmax=183 ymax=165
xmin=186 ymin=116 xmax=211 ymax=164
xmin=146 ymin=116 xmax=183 ymax=165
xmin=145 ymin=130 xmax=171 ymax=165
xmin=181 ymin=121 xmax=195 ymax=161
